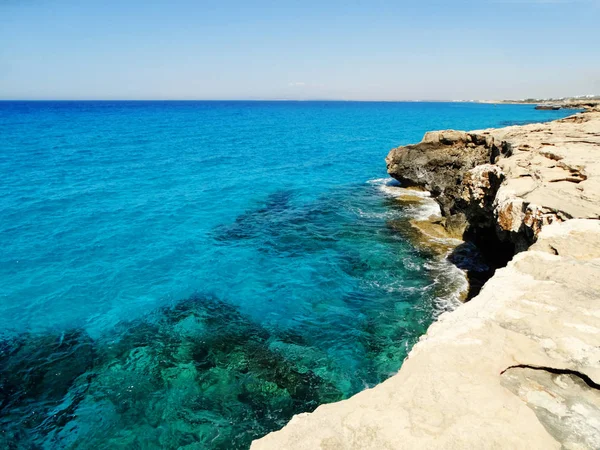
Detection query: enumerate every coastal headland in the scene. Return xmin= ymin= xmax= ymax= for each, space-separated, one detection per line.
xmin=252 ymin=107 xmax=600 ymax=449
xmin=478 ymin=97 xmax=600 ymax=112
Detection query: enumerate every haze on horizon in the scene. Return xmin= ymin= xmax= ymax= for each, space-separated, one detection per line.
xmin=1 ymin=0 xmax=599 ymax=101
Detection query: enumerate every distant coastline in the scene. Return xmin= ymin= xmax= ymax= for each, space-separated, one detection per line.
xmin=475 ymin=95 xmax=600 ymax=111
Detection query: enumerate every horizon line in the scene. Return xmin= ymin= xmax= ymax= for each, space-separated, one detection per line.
xmin=0 ymin=98 xmax=523 ymax=103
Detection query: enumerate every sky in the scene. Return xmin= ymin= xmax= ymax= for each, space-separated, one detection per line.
xmin=1 ymin=0 xmax=599 ymax=100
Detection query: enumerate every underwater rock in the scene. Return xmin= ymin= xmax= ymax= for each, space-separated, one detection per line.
xmin=0 ymin=183 xmax=457 ymax=449
xmin=0 ymin=295 xmax=351 ymax=449
xmin=0 ymin=329 xmax=96 ymax=445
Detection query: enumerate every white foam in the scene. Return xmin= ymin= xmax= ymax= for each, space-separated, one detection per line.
xmin=367 ymin=178 xmax=431 ymax=199
xmin=367 ymin=177 xmax=468 ymax=313
xmin=425 ymin=254 xmax=469 ymax=314
xmin=351 ymin=207 xmax=403 ymax=220
xmin=411 ymin=201 xmax=442 ymax=221
xmin=367 ymin=177 xmax=441 ymax=220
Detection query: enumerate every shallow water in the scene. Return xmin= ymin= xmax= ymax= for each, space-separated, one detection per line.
xmin=0 ymin=101 xmax=573 ymax=448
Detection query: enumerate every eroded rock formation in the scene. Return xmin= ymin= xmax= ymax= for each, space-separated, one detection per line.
xmin=385 ymin=130 xmax=509 ymax=221
xmin=387 ymin=111 xmax=600 ymax=253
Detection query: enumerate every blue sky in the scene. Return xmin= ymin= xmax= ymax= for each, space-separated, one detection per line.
xmin=1 ymin=0 xmax=599 ymax=100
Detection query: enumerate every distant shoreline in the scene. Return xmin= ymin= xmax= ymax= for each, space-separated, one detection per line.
xmin=476 ymin=97 xmax=600 ymax=111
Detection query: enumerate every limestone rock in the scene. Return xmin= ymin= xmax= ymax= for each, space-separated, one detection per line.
xmin=457 ymin=164 xmax=505 ymax=227
xmin=388 ymin=111 xmax=600 ymax=251
xmin=385 ymin=130 xmax=500 ymax=218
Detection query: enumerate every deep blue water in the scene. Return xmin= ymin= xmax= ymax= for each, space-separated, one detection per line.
xmin=0 ymin=101 xmax=573 ymax=448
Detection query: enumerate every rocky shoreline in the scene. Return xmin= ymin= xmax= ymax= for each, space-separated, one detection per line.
xmin=252 ymin=109 xmax=600 ymax=449
xmin=480 ymin=98 xmax=600 ymax=112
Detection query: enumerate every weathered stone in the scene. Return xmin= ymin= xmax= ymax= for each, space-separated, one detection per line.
xmin=457 ymin=164 xmax=505 ymax=227
xmin=388 ymin=110 xmax=600 ymax=250
xmin=501 ymin=367 xmax=600 ymax=450
xmin=385 ymin=131 xmax=499 ymax=221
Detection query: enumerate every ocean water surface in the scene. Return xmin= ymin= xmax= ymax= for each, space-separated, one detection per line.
xmin=0 ymin=101 xmax=573 ymax=449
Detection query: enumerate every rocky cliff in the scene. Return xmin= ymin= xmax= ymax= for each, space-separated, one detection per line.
xmin=252 ymin=111 xmax=600 ymax=449
xmin=387 ymin=111 xmax=600 ymax=254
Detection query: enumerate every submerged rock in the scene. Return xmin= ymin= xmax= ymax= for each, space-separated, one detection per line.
xmin=0 ymin=329 xmax=96 ymax=446
xmin=0 ymin=296 xmax=350 ymax=449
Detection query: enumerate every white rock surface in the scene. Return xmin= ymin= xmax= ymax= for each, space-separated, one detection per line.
xmin=490 ymin=113 xmax=600 ymax=246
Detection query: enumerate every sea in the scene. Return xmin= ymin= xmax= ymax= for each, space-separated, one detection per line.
xmin=0 ymin=101 xmax=573 ymax=449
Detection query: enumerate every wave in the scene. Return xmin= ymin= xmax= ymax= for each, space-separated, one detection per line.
xmin=368 ymin=177 xmax=467 ymax=313
xmin=367 ymin=177 xmax=430 ymax=198
xmin=424 ymin=255 xmax=469 ymax=313
xmin=367 ymin=177 xmax=441 ymax=220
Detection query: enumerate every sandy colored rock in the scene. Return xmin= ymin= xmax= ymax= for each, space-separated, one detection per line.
xmin=490 ymin=112 xmax=600 ymax=232
xmin=405 ymin=218 xmax=462 ymax=256
xmin=386 ymin=110 xmax=600 ymax=250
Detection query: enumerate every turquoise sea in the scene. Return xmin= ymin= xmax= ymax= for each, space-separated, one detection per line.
xmin=0 ymin=101 xmax=573 ymax=449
